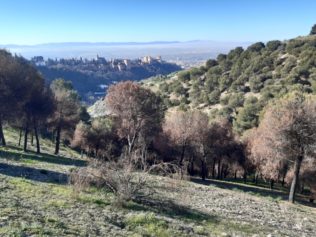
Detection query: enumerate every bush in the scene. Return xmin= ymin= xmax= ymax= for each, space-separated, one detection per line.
xmin=205 ymin=59 xmax=218 ymax=69
xmin=208 ymin=89 xmax=221 ymax=105
xmin=71 ymin=158 xmax=180 ymax=205
xmin=178 ymin=71 xmax=190 ymax=82
xmin=266 ymin=40 xmax=282 ymax=51
xmin=220 ymin=95 xmax=229 ymax=105
xmin=228 ymin=93 xmax=244 ymax=108
xmin=71 ymin=160 xmax=149 ymax=205
xmin=247 ymin=42 xmax=265 ymax=52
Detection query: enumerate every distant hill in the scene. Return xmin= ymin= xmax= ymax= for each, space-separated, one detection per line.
xmin=31 ymin=56 xmax=181 ymax=103
xmin=143 ymin=34 xmax=316 ymax=134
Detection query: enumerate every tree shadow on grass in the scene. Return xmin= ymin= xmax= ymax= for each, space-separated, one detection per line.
xmin=0 ymin=162 xmax=68 ymax=184
xmin=126 ymin=196 xmax=219 ymax=224
xmin=0 ymin=146 xmax=87 ymax=167
xmin=191 ymin=177 xmax=316 ymax=208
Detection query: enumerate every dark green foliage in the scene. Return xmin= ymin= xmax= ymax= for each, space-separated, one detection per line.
xmin=79 ymin=106 xmax=91 ymax=124
xmin=247 ymin=42 xmax=265 ymax=52
xmin=228 ymin=93 xmax=244 ymax=109
xmin=172 ymin=81 xmax=186 ymax=96
xmin=266 ymin=40 xmax=282 ymax=51
xmin=190 ymin=68 xmax=204 ymax=80
xmin=180 ymin=96 xmax=190 ymax=105
xmin=0 ymin=50 xmax=55 ymax=150
xmin=249 ymin=75 xmax=267 ymax=92
xmin=205 ymin=59 xmax=218 ymax=69
xmin=310 ymin=24 xmax=316 ymax=35
xmin=159 ymin=82 xmax=170 ymax=93
xmin=233 ymin=96 xmax=261 ymax=134
xmin=217 ymin=54 xmax=227 ymax=62
xmin=151 ymin=34 xmax=316 ymax=134
xmin=178 ymin=71 xmax=191 ymax=82
xmin=50 ymin=79 xmax=81 ymax=155
xmin=208 ymin=89 xmax=221 ymax=105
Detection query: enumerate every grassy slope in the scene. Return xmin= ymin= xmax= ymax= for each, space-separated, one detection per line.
xmin=0 ymin=128 xmax=316 ymax=236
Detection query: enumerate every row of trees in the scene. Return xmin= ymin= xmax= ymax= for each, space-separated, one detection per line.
xmin=72 ymin=80 xmax=316 ymax=203
xmin=1 ymin=49 xmax=315 ymax=203
xmin=0 ymin=50 xmax=84 ymax=154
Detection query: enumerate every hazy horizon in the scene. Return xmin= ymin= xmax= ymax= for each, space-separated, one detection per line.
xmin=2 ymin=40 xmax=252 ymax=67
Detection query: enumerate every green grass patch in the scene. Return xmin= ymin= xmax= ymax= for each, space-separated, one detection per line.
xmin=125 ymin=212 xmax=175 ymax=237
xmin=202 ymin=219 xmax=268 ymax=236
xmin=76 ymin=194 xmax=111 ymax=207
xmin=46 ymin=199 xmax=71 ymax=208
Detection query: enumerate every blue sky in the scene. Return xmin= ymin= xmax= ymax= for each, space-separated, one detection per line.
xmin=0 ymin=0 xmax=315 ymax=45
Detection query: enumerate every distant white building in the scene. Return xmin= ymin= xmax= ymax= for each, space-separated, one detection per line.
xmin=141 ymin=56 xmax=153 ymax=64
xmin=141 ymin=56 xmax=162 ymax=64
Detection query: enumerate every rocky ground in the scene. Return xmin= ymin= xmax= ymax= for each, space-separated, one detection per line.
xmin=0 ymin=130 xmax=315 ymax=236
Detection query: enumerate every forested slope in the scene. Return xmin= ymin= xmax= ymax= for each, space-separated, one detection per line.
xmin=143 ymin=34 xmax=316 ymax=134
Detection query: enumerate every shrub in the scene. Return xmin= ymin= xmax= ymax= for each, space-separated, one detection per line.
xmin=178 ymin=71 xmax=190 ymax=82
xmin=71 ymin=160 xmax=149 ymax=205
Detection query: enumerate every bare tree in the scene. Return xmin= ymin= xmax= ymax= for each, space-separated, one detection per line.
xmin=105 ymin=81 xmax=164 ymax=160
xmin=251 ymin=93 xmax=316 ymax=202
xmin=163 ymin=110 xmax=198 ymax=167
xmin=190 ymin=111 xmax=211 ymax=180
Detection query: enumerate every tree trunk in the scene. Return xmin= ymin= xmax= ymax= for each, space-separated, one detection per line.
xmin=95 ymin=144 xmax=100 ymax=159
xmin=243 ymin=170 xmax=247 ymax=183
xmin=188 ymin=158 xmax=194 ymax=176
xmin=223 ymin=166 xmax=228 ymax=179
xmin=54 ymin=125 xmax=61 ymax=155
xmin=300 ymin=182 xmax=305 ymax=194
xmin=289 ymin=156 xmax=303 ymax=203
xmin=23 ymin=126 xmax=29 ymax=152
xmin=281 ymin=174 xmax=286 ymax=187
xmin=234 ymin=171 xmax=237 ymax=180
xmin=254 ymin=173 xmax=258 ymax=185
xmin=221 ymin=164 xmax=227 ymax=179
xmin=212 ymin=158 xmax=216 ymax=179
xmin=18 ymin=128 xmax=23 ymax=146
xmin=0 ymin=118 xmax=6 ymax=146
xmin=34 ymin=125 xmax=40 ymax=154
xmin=200 ymin=158 xmax=207 ymax=181
xmin=270 ymin=180 xmax=274 ymax=190
xmin=217 ymin=160 xmax=221 ymax=179
xmin=127 ymin=133 xmax=137 ymax=161
xmin=31 ymin=132 xmax=34 ymax=146
xmin=179 ymin=144 xmax=186 ymax=166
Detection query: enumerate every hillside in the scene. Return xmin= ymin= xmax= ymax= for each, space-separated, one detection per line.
xmin=143 ymin=34 xmax=316 ymax=134
xmin=0 ymin=128 xmax=316 ymax=236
